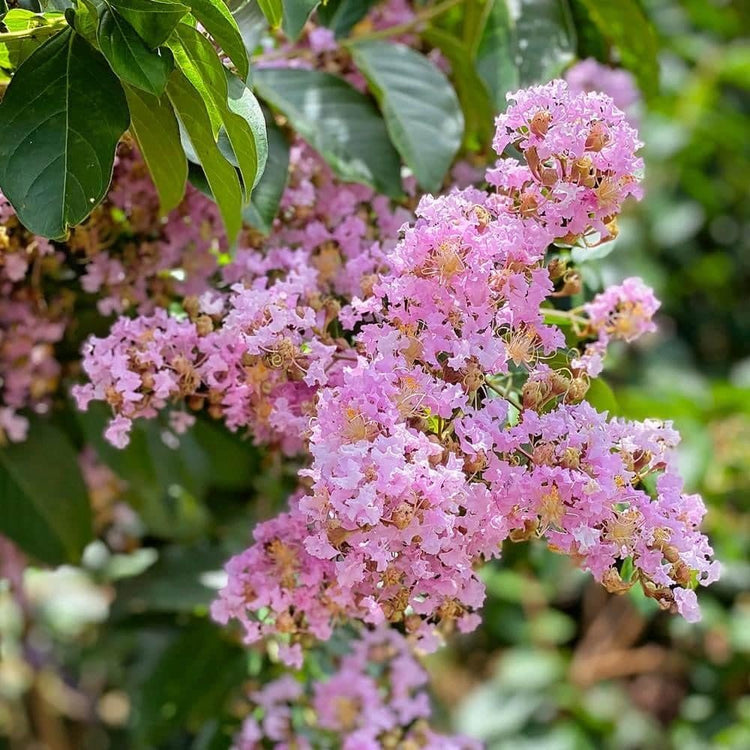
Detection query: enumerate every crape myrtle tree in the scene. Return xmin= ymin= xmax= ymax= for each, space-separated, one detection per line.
xmin=0 ymin=1 xmax=721 ymax=748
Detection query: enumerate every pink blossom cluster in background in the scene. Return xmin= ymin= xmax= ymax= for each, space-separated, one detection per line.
xmin=234 ymin=626 xmax=479 ymax=750
xmin=565 ymin=57 xmax=641 ymax=121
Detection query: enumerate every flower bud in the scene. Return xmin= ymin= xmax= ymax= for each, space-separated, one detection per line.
xmin=565 ymin=377 xmax=589 ymax=403
xmin=547 ymin=257 xmax=567 ymax=281
xmin=530 ymin=110 xmax=552 ymax=137
xmin=585 ymin=121 xmax=610 ymax=152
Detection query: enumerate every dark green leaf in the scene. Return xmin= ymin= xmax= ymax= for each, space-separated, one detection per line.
xmin=349 ymin=40 xmax=463 ymax=192
xmin=317 ymin=0 xmax=376 ymax=38
xmin=110 ymin=0 xmax=189 ymax=48
xmin=0 ymin=419 xmax=92 ymax=565
xmin=257 ymin=0 xmax=281 ymax=27
xmin=476 ymin=0 xmax=517 ymax=110
xmin=515 ymin=0 xmax=576 ymax=86
xmin=567 ymin=0 xmax=609 ymax=61
xmin=167 ymin=68 xmax=243 ymax=240
xmin=136 ymin=621 xmax=246 ymax=746
xmin=171 ymin=23 xmax=265 ymax=196
xmin=242 ymin=112 xmax=289 ymax=233
xmin=579 ymin=0 xmax=659 ymax=97
xmin=186 ymin=160 xmax=213 ymax=197
xmin=113 ymin=545 xmax=228 ymax=615
xmin=281 ymin=0 xmax=317 ymax=40
xmin=98 ymin=8 xmax=171 ymax=95
xmin=424 ymin=26 xmax=494 ymax=151
xmin=76 ymin=404 xmax=211 ymax=540
xmin=187 ymin=0 xmax=249 ymax=80
xmin=254 ymin=67 xmax=402 ymax=196
xmin=0 ymin=29 xmax=129 ymax=239
xmin=124 ymin=84 xmax=187 ymax=213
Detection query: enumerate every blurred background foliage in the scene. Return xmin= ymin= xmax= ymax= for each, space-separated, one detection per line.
xmin=1 ymin=0 xmax=748 ymax=748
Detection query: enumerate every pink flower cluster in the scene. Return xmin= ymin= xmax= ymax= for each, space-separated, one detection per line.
xmin=73 ymin=138 xmax=411 ymax=452
xmin=0 ymin=193 xmax=66 ymax=443
xmin=573 ymin=276 xmax=661 ymax=376
xmin=204 ymin=83 xmax=719 ymax=662
xmin=489 ymin=79 xmax=643 ymax=242
xmin=234 ymin=626 xmax=479 ymax=750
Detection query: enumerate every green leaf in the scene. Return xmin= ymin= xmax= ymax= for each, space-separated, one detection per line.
xmin=135 ymin=621 xmax=246 ymax=746
xmin=167 ymin=68 xmax=243 ymax=240
xmin=110 ymin=0 xmax=189 ymax=48
xmin=166 ymin=24 xmax=222 ymax=135
xmin=113 ymin=545 xmax=228 ymax=615
xmin=225 ymin=70 xmax=267 ymax=189
xmin=281 ymin=0 xmax=317 ymax=40
xmin=579 ymin=0 xmax=659 ymax=98
xmin=186 ymin=0 xmax=249 ymax=80
xmin=254 ymin=67 xmax=401 ymax=196
xmin=67 ymin=1 xmax=98 ymax=43
xmin=515 ymin=0 xmax=576 ymax=86
xmin=476 ymin=0 xmax=518 ymax=110
xmin=242 ymin=111 xmax=289 ymax=233
xmin=229 ymin=0 xmax=267 ymax=56
xmin=423 ymin=26 xmax=494 ymax=151
xmin=257 ymin=0 xmax=281 ymax=28
xmin=349 ymin=40 xmax=463 ymax=192
xmin=0 ymin=29 xmax=129 ymax=239
xmin=316 ymin=0 xmax=376 ymax=38
xmin=98 ymin=8 xmax=171 ymax=95
xmin=76 ymin=404 xmax=211 ymax=541
xmin=0 ymin=419 xmax=92 ymax=565
xmin=170 ymin=23 xmax=265 ymax=196
xmin=586 ymin=378 xmax=619 ymax=415
xmin=0 ymin=8 xmax=66 ymax=68
xmin=124 ymin=84 xmax=187 ymax=213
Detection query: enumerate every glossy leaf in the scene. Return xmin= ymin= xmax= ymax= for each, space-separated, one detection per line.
xmin=0 ymin=29 xmax=129 ymax=238
xmin=282 ymin=0 xmax=318 ymax=40
xmin=225 ymin=70 xmax=268 ymax=189
xmin=349 ymin=40 xmax=464 ymax=192
xmin=254 ymin=67 xmax=401 ymax=196
xmin=124 ymin=84 xmax=187 ymax=213
xmin=579 ymin=0 xmax=659 ymax=97
xmin=515 ymin=0 xmax=576 ymax=86
xmin=476 ymin=0 xmax=518 ymax=110
xmin=187 ymin=0 xmax=249 ymax=80
xmin=0 ymin=419 xmax=92 ymax=565
xmin=98 ymin=7 xmax=171 ymax=95
xmin=171 ymin=23 xmax=265 ymax=197
xmin=424 ymin=26 xmax=494 ymax=150
xmin=167 ymin=68 xmax=243 ymax=240
xmin=257 ymin=0 xmax=281 ymax=28
xmin=110 ymin=0 xmax=189 ymax=48
xmin=317 ymin=0 xmax=376 ymax=38
xmin=229 ymin=0 xmax=267 ymax=56
xmin=242 ymin=112 xmax=289 ymax=233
